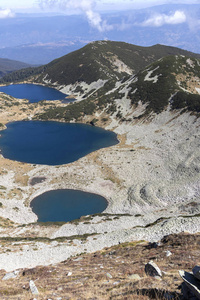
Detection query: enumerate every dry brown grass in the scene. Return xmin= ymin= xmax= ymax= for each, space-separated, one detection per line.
xmin=0 ymin=216 xmax=15 ymax=228
xmin=0 ymin=233 xmax=199 ymax=299
xmin=15 ymin=174 xmax=29 ymax=186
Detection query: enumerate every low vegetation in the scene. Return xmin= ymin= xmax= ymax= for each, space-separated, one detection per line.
xmin=0 ymin=58 xmax=31 ymax=79
xmin=0 ymin=233 xmax=199 ymax=299
xmin=33 ymin=54 xmax=200 ymax=123
xmin=171 ymin=91 xmax=200 ymax=112
xmin=2 ymin=40 xmax=200 ymax=86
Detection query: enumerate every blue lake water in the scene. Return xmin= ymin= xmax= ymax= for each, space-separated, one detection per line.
xmin=31 ymin=189 xmax=108 ymax=223
xmin=0 ymin=83 xmax=72 ymax=103
xmin=0 ymin=121 xmax=118 ymax=165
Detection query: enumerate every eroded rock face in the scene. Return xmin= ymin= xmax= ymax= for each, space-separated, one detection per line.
xmin=145 ymin=260 xmax=162 ymax=277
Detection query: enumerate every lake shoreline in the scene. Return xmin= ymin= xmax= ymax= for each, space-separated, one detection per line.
xmin=0 ymin=89 xmax=199 ymax=271
xmin=0 ymin=120 xmax=118 ymax=166
xmin=0 ymin=83 xmax=70 ymax=103
xmin=31 ymin=188 xmax=108 ymax=223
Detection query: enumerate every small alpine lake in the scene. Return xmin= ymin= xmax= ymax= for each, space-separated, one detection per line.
xmin=0 ymin=83 xmax=73 ymax=103
xmin=0 ymin=120 xmax=118 ymax=165
xmin=31 ymin=189 xmax=108 ymax=223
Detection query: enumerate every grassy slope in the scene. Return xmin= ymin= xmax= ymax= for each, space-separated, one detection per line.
xmin=1 ymin=40 xmax=200 ymax=85
xmin=1 ymin=41 xmax=200 ymax=122
xmin=0 ymin=58 xmax=31 ymax=78
xmin=35 ymin=55 xmax=200 ymax=122
xmin=0 ymin=233 xmax=199 ymax=299
xmin=128 ymin=55 xmax=200 ymax=114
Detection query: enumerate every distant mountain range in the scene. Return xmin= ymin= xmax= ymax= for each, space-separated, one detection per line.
xmin=0 ymin=58 xmax=31 ymax=78
xmin=0 ymin=4 xmax=200 ymax=64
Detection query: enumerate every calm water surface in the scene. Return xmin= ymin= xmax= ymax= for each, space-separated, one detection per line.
xmin=31 ymin=189 xmax=108 ymax=222
xmin=0 ymin=121 xmax=118 ymax=165
xmin=0 ymin=83 xmax=72 ymax=103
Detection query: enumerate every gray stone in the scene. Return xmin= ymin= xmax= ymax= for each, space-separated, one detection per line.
xmin=128 ymin=274 xmax=141 ymax=280
xmin=179 ymin=270 xmax=200 ymax=299
xmin=73 ymin=257 xmax=83 ymax=261
xmin=2 ymin=270 xmax=19 ymax=280
xmin=113 ymin=281 xmax=120 ymax=285
xmin=106 ymin=272 xmax=112 ymax=279
xmin=165 ymin=250 xmax=172 ymax=257
xmin=29 ymin=280 xmax=39 ymax=295
xmin=67 ymin=271 xmax=72 ymax=276
xmin=145 ymin=260 xmax=162 ymax=277
xmin=193 ymin=266 xmax=200 ymax=280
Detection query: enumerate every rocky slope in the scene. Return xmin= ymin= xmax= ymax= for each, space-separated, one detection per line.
xmin=34 ymin=54 xmax=200 ymax=123
xmin=0 ymin=233 xmax=199 ymax=299
xmin=1 ymin=40 xmax=200 ymax=99
xmin=0 ymin=42 xmax=199 ymax=290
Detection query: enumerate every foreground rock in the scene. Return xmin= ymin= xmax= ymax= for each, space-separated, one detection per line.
xmin=145 ymin=260 xmax=162 ymax=277
xmin=29 ymin=280 xmax=39 ymax=295
xmin=1 ymin=233 xmax=197 ymax=300
xmin=179 ymin=269 xmax=200 ymax=299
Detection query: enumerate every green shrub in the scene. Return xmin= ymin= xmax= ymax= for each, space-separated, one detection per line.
xmin=171 ymin=91 xmax=200 ymax=112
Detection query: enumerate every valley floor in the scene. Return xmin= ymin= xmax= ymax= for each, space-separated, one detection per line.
xmin=0 ymin=92 xmax=199 ymax=273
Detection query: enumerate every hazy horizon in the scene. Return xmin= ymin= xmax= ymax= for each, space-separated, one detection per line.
xmin=0 ymin=1 xmax=200 ymax=64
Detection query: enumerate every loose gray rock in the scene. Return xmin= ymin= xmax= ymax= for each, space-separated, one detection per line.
xmin=179 ymin=270 xmax=200 ymax=300
xmin=106 ymin=272 xmax=113 ymax=279
xmin=2 ymin=270 xmax=19 ymax=280
xmin=29 ymin=280 xmax=39 ymax=295
xmin=128 ymin=274 xmax=141 ymax=280
xmin=145 ymin=260 xmax=162 ymax=277
xmin=193 ymin=266 xmax=200 ymax=280
xmin=165 ymin=250 xmax=172 ymax=257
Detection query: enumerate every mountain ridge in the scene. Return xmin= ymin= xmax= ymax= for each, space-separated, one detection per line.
xmin=2 ymin=40 xmax=200 ymax=85
xmin=0 ymin=39 xmax=199 ymax=297
xmin=0 ymin=58 xmax=32 ymax=78
xmin=32 ymin=52 xmax=200 ymax=123
xmin=1 ymin=40 xmax=200 ymax=123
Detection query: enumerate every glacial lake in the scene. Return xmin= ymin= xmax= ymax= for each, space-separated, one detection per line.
xmin=31 ymin=189 xmax=108 ymax=222
xmin=0 ymin=121 xmax=118 ymax=165
xmin=0 ymin=83 xmax=72 ymax=103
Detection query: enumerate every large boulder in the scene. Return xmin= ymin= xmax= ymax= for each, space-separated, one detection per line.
xmin=145 ymin=260 xmax=162 ymax=277
xmin=179 ymin=270 xmax=200 ymax=300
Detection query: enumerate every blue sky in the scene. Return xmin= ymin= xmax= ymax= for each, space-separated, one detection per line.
xmin=0 ymin=0 xmax=200 ymax=32
xmin=1 ymin=0 xmax=200 ymax=13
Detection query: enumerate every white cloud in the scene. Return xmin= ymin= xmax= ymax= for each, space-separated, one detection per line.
xmin=142 ymin=10 xmax=187 ymax=27
xmin=39 ymin=0 xmax=112 ymax=32
xmin=0 ymin=8 xmax=15 ymax=18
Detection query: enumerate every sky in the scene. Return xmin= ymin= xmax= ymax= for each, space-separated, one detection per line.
xmin=0 ymin=0 xmax=200 ymax=32
xmin=1 ymin=0 xmax=200 ymax=13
